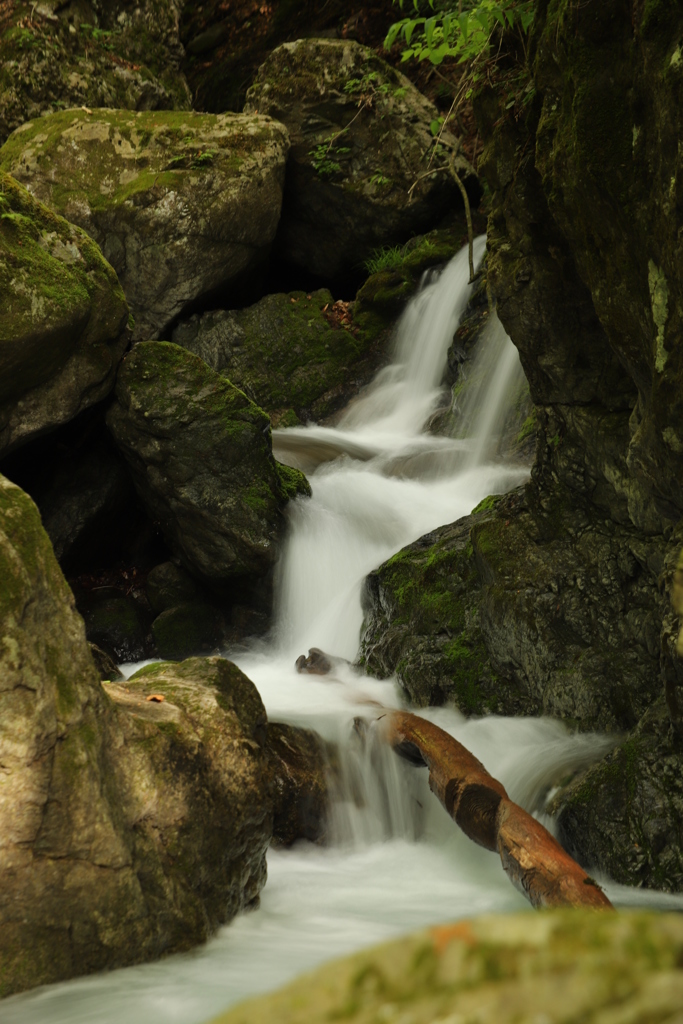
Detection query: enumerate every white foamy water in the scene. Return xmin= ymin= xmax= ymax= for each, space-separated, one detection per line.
xmin=6 ymin=243 xmax=683 ymax=1024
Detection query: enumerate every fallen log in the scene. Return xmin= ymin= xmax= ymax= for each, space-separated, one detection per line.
xmin=378 ymin=709 xmax=613 ymax=910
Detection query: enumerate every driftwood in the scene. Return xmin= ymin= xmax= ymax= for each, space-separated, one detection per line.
xmin=379 ymin=710 xmax=613 ymax=910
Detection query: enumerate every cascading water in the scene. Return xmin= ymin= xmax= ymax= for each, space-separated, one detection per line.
xmin=6 ymin=242 xmax=683 ymax=1024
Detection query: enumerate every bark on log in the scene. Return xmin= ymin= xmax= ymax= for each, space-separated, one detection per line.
xmin=379 ymin=710 xmax=613 ymax=910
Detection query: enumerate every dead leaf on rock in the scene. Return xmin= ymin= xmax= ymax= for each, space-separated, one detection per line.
xmin=146 ymin=694 xmax=166 ymax=703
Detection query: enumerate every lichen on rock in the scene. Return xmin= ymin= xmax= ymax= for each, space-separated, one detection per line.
xmin=0 ymin=0 xmax=191 ymax=146
xmin=0 ymin=108 xmax=290 ymax=340
xmin=0 ymin=172 xmax=129 ymax=458
xmin=244 ymin=38 xmax=475 ymax=279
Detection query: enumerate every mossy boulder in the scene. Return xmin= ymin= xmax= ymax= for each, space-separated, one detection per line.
xmin=0 ymin=474 xmax=278 ymax=997
xmin=0 ymin=172 xmax=128 ymax=458
xmin=0 ymin=0 xmax=191 ymax=146
xmin=0 ymin=109 xmax=290 ymax=340
xmin=212 ymin=910 xmax=683 ymax=1024
xmin=244 ymin=38 xmax=474 ymax=279
xmin=361 ymin=484 xmax=669 ymax=733
xmin=172 ymin=288 xmax=383 ymax=423
xmin=359 ymin=501 xmax=533 ymax=714
xmin=106 ymin=342 xmax=310 ymax=588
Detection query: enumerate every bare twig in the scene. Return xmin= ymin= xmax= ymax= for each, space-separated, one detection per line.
xmin=449 ymin=158 xmax=475 ymax=282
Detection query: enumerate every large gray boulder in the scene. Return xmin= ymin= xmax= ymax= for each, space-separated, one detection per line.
xmin=0 ymin=173 xmax=129 ymax=459
xmin=0 ymin=0 xmax=191 ymax=146
xmin=0 ymin=473 xmax=274 ymax=997
xmin=0 ymin=109 xmax=290 ymax=340
xmin=244 ymin=38 xmax=474 ymax=278
xmin=106 ymin=342 xmax=310 ymax=587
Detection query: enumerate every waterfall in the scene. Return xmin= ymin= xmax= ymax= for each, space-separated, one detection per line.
xmin=7 ymin=242 xmax=681 ymax=1024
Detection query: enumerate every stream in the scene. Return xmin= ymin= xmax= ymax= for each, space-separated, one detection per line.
xmin=6 ymin=241 xmax=683 ymax=1024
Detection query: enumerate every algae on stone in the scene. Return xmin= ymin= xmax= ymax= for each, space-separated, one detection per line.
xmin=0 ymin=172 xmax=129 ymax=458
xmin=0 ymin=109 xmax=290 ymax=340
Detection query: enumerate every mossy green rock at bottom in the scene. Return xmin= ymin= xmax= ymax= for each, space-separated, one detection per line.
xmin=244 ymin=38 xmax=474 ymax=279
xmin=212 ymin=909 xmax=683 ymax=1024
xmin=0 ymin=109 xmax=289 ymax=340
xmin=106 ymin=342 xmax=310 ymax=588
xmin=0 ymin=0 xmax=190 ymax=146
xmin=0 ymin=473 xmax=277 ymax=997
xmin=0 ymin=172 xmax=128 ymax=458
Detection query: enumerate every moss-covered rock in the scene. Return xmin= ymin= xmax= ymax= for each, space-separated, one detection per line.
xmin=0 ymin=0 xmax=191 ymax=146
xmin=0 ymin=474 xmax=278 ymax=997
xmin=146 ymin=560 xmax=201 ymax=614
xmin=0 ymin=109 xmax=289 ymax=340
xmin=360 ymin=505 xmax=529 ymax=714
xmin=0 ymin=172 xmax=128 ymax=458
xmin=361 ymin=483 xmax=669 ymax=733
xmin=172 ymin=288 xmax=378 ymax=423
xmin=211 ymin=909 xmax=683 ymax=1024
xmin=106 ymin=342 xmax=310 ymax=588
xmin=80 ymin=590 xmax=150 ymax=662
xmin=244 ymin=38 xmax=475 ymax=279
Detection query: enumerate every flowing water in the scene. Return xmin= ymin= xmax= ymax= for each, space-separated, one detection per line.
xmin=6 ymin=242 xmax=683 ymax=1024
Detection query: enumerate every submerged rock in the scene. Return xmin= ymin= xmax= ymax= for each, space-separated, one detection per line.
xmin=0 ymin=173 xmax=129 ymax=458
xmin=106 ymin=342 xmax=310 ymax=588
xmin=0 ymin=109 xmax=290 ymax=340
xmin=244 ymin=38 xmax=474 ymax=279
xmin=0 ymin=0 xmax=191 ymax=146
xmin=212 ymin=909 xmax=683 ymax=1024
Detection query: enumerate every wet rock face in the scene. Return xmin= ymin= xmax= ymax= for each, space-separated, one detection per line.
xmin=0 ymin=173 xmax=129 ymax=459
xmin=268 ymin=722 xmax=329 ymax=846
xmin=106 ymin=342 xmax=310 ymax=588
xmin=0 ymin=0 xmax=191 ymax=146
xmin=0 ymin=109 xmax=289 ymax=340
xmin=0 ymin=474 xmax=277 ymax=997
xmin=553 ymin=698 xmax=683 ymax=893
xmin=244 ymin=38 xmax=473 ymax=279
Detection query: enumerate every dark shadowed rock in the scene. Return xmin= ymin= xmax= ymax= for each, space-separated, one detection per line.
xmin=106 ymin=342 xmax=310 ymax=588
xmin=146 ymin=561 xmax=202 ymax=615
xmin=244 ymin=38 xmax=474 ymax=279
xmin=268 ymin=722 xmax=329 ymax=846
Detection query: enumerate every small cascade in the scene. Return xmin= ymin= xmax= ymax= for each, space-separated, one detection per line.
xmin=8 ymin=241 xmax=680 ymax=1024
